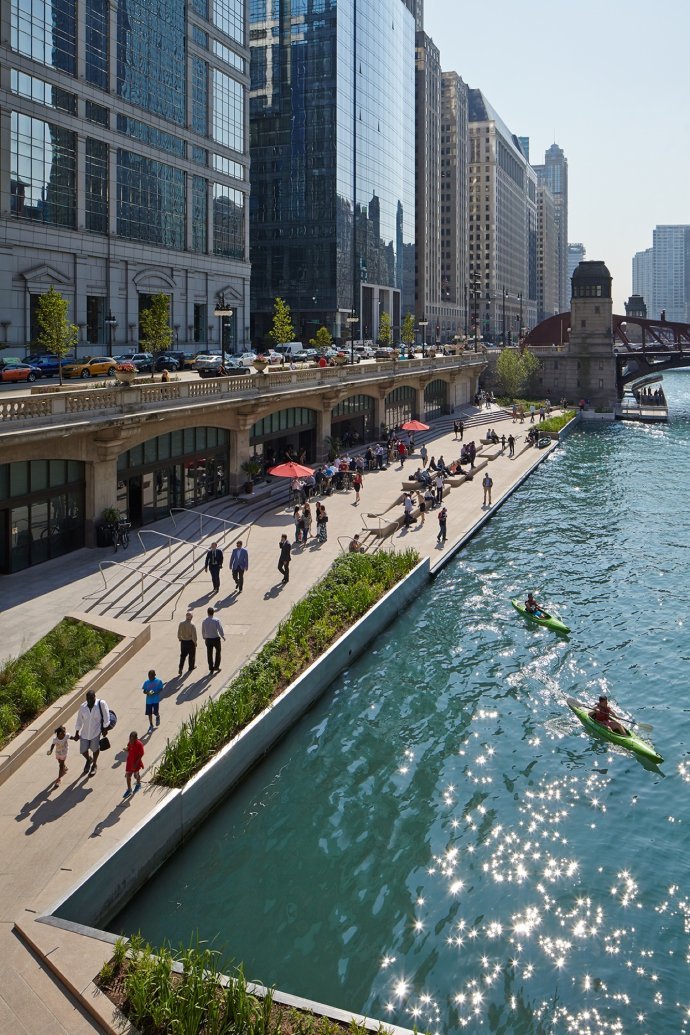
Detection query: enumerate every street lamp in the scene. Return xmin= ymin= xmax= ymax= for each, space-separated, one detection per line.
xmin=419 ymin=317 xmax=428 ymax=358
xmin=346 ymin=311 xmax=359 ymax=365
xmin=214 ymin=293 xmax=233 ymax=355
xmin=105 ymin=310 xmax=117 ymax=357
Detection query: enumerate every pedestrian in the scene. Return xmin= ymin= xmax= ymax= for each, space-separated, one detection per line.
xmin=508 ymin=434 xmax=515 ymax=457
xmin=229 ymin=539 xmax=249 ymax=594
xmin=142 ymin=668 xmax=163 ymax=732
xmin=458 ymin=420 xmax=464 ymax=441
xmin=417 ymin=491 xmax=426 ymax=525
xmin=72 ymin=690 xmax=111 ymax=776
xmin=278 ymin=533 xmax=292 ymax=582
xmin=177 ymin=610 xmax=197 ymax=674
xmin=435 ymin=472 xmax=444 ymax=505
xmin=349 ymin=534 xmax=362 ymax=552
xmin=204 ymin=542 xmax=223 ymax=593
xmin=512 ymin=404 xmax=518 ymax=422
xmin=121 ymin=731 xmax=144 ymax=799
xmin=352 ymin=470 xmax=363 ymax=505
xmin=398 ymin=440 xmax=407 ymax=467
xmin=420 ymin=444 xmax=428 ymax=468
xmin=437 ymin=505 xmax=448 ymax=543
xmin=47 ymin=725 xmax=69 ymax=787
xmin=501 ymin=434 xmax=506 ymax=453
xmin=317 ymin=503 xmax=329 ymax=542
xmin=529 ymin=404 xmax=536 ymax=423
xmin=293 ymin=505 xmax=303 ymax=543
xmin=453 ymin=419 xmax=459 ymax=439
xmin=302 ymin=501 xmax=314 ymax=538
xmin=482 ymin=472 xmax=493 ymax=507
xmin=202 ymin=606 xmax=224 ymax=672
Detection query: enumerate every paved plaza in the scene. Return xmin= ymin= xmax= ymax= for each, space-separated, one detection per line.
xmin=0 ymin=404 xmax=560 ymax=1033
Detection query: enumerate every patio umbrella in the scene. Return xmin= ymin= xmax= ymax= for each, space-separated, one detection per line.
xmin=267 ymin=461 xmax=314 ymax=478
xmin=400 ymin=419 xmax=429 ymax=432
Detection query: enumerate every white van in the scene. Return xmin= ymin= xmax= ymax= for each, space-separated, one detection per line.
xmin=274 ymin=342 xmax=304 ymax=359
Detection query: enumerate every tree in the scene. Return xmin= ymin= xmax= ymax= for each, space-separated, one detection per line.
xmin=495 ymin=348 xmax=540 ymax=400
xmin=35 ymin=286 xmax=78 ymax=386
xmin=268 ymin=297 xmax=295 ymax=346
xmin=378 ymin=311 xmax=392 ymax=347
xmin=401 ymin=312 xmax=415 ymax=348
xmin=139 ymin=294 xmax=173 ymax=358
xmin=309 ymin=326 xmax=332 ymax=350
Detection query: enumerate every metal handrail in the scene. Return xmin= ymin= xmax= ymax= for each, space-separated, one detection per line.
xmin=97 ymin=560 xmax=181 ymax=602
xmin=168 ymin=507 xmax=246 ymax=542
xmin=136 ymin=528 xmax=198 ymax=567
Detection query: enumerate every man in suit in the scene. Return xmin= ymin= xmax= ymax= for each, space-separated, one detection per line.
xmin=278 ymin=533 xmax=292 ymax=583
xmin=229 ymin=539 xmax=249 ymax=594
xmin=204 ymin=542 xmax=224 ymax=593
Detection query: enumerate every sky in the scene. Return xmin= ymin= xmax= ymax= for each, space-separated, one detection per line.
xmin=424 ymin=0 xmax=690 ymax=313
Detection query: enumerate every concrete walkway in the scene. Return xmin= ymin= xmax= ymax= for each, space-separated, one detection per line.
xmin=0 ymin=405 xmax=560 ymax=1032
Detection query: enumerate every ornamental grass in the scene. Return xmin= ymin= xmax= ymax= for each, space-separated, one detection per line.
xmin=0 ymin=618 xmax=120 ymax=748
xmin=99 ymin=935 xmax=394 ymax=1034
xmin=156 ymin=550 xmax=419 ymax=788
xmin=538 ymin=410 xmax=577 ymax=433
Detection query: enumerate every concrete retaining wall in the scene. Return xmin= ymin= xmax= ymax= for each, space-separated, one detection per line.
xmin=50 ymin=558 xmax=430 ymax=929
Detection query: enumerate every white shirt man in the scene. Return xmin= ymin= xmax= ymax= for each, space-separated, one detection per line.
xmin=73 ymin=690 xmax=111 ymax=776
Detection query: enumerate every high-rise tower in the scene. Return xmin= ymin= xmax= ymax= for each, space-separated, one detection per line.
xmin=534 ymin=144 xmax=569 ymax=311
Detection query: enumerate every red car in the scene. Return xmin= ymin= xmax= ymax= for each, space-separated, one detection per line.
xmin=0 ymin=360 xmax=39 ymax=383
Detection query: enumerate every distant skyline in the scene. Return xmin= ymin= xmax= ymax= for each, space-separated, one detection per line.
xmin=424 ymin=0 xmax=690 ymax=314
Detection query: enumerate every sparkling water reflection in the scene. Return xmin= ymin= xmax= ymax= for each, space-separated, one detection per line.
xmin=114 ymin=373 xmax=690 ymax=1034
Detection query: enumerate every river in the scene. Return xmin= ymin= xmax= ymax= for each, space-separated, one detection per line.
xmin=114 ymin=371 xmax=690 ymax=1034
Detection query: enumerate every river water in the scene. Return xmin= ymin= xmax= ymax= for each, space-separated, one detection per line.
xmin=114 ymin=372 xmax=690 ymax=1034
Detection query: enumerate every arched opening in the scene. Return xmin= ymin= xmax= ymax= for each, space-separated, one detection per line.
xmin=331 ymin=394 xmax=376 ymax=448
xmin=424 ymin=379 xmax=448 ymax=420
xmin=384 ymin=385 xmax=415 ymax=432
xmin=250 ymin=407 xmax=317 ymax=473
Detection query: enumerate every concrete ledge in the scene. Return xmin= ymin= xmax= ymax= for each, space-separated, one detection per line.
xmin=49 ymin=559 xmax=430 ymax=930
xmin=0 ymin=613 xmax=150 ymax=787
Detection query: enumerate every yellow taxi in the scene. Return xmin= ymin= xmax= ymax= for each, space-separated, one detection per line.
xmin=61 ymin=356 xmax=118 ymax=379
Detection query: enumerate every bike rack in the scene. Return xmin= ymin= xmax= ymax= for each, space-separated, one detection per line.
xmin=98 ymin=560 xmax=181 ymax=602
xmin=136 ymin=528 xmax=199 ymax=568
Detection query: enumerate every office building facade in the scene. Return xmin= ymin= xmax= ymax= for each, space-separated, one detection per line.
xmin=652 ymin=225 xmax=690 ymax=322
xmin=415 ymin=31 xmax=441 ymax=344
xmin=439 ymin=71 xmax=468 ymax=343
xmin=1 ymin=0 xmax=251 ymax=355
xmin=537 ymin=182 xmax=558 ymax=322
xmin=468 ymin=90 xmax=536 ymax=344
xmin=567 ymin=243 xmax=586 ymax=287
xmin=632 ymin=247 xmax=654 ymax=317
xmin=534 ymin=143 xmax=568 ymax=311
xmin=249 ymin=0 xmax=415 ymax=346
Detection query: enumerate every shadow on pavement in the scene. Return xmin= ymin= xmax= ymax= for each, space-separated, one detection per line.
xmin=22 ymin=780 xmax=94 ymax=835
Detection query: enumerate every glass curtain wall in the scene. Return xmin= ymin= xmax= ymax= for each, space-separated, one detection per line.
xmin=0 ymin=460 xmax=85 ymax=573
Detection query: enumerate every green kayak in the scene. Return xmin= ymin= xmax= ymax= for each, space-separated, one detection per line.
xmin=566 ymin=697 xmax=663 ymax=764
xmin=511 ymin=598 xmax=570 ymax=634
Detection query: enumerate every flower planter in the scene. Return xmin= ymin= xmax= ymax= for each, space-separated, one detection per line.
xmin=114 ymin=369 xmax=137 ymax=386
xmin=253 ymin=358 xmax=269 ymax=374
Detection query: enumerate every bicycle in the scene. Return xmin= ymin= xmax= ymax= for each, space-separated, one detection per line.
xmin=112 ymin=521 xmax=131 ymax=553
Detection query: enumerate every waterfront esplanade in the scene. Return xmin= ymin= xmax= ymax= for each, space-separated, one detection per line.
xmin=0 ymin=355 xmax=484 ymax=573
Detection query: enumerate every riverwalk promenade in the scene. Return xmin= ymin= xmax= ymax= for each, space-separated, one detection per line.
xmin=0 ymin=405 xmax=561 ymax=1033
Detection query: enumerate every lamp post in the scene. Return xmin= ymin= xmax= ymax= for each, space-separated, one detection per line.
xmin=346 ymin=311 xmax=359 ymax=365
xmin=214 ymin=293 xmax=233 ymax=355
xmin=105 ymin=310 xmax=117 ymax=357
xmin=419 ymin=317 xmax=428 ymax=358
xmin=502 ymin=287 xmax=506 ymax=347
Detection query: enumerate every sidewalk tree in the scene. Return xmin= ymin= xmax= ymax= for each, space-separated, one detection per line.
xmin=268 ymin=297 xmax=295 ymax=346
xmin=495 ymin=348 xmax=540 ymax=399
xmin=309 ymin=326 xmax=332 ymax=350
xmin=401 ymin=312 xmax=415 ymax=348
xmin=35 ymin=286 xmax=78 ymax=386
xmin=378 ymin=311 xmax=392 ymax=347
xmin=139 ymin=293 xmax=173 ymax=358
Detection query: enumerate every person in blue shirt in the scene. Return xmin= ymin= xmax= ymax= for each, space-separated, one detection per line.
xmin=229 ymin=540 xmax=249 ymax=594
xmin=142 ymin=669 xmax=164 ymax=732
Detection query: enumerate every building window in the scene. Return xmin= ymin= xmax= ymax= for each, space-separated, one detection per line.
xmin=213 ymin=39 xmax=245 ymax=72
xmin=192 ymin=58 xmax=209 ymax=135
xmin=213 ymin=183 xmax=244 ymax=257
xmin=192 ymin=25 xmax=209 ymax=47
xmin=192 ymin=176 xmax=208 ymax=253
xmin=11 ymin=112 xmax=76 ymax=227
xmin=212 ymin=68 xmax=244 ymax=153
xmin=212 ymin=0 xmax=245 ymax=44
xmin=0 ymin=460 xmax=85 ymax=573
xmin=116 ymin=0 xmax=186 ymax=124
xmin=10 ymin=69 xmax=76 ymax=114
xmin=116 ymin=114 xmax=185 ymax=157
xmin=11 ymin=0 xmax=76 ymax=75
xmin=86 ymin=296 xmax=105 ymax=344
xmin=117 ymin=150 xmax=185 ymax=249
xmin=85 ymin=138 xmax=108 ymax=234
xmin=86 ymin=100 xmax=110 ymax=127
xmin=193 ymin=303 xmax=207 ymax=343
xmin=85 ymin=0 xmax=109 ymax=89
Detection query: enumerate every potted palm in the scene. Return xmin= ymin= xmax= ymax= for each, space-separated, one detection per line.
xmin=240 ymin=458 xmax=262 ymax=493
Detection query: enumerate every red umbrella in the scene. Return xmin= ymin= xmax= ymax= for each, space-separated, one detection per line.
xmin=268 ymin=461 xmax=314 ymax=478
xmin=401 ymin=419 xmax=429 ymax=431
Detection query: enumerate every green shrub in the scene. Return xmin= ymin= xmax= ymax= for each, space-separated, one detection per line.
xmin=538 ymin=410 xmax=576 ymax=433
xmin=156 ymin=550 xmax=420 ymax=787
xmin=0 ymin=619 xmax=121 ymax=749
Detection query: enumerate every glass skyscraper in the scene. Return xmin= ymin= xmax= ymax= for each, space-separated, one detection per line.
xmin=249 ymin=0 xmax=415 ymax=345
xmin=3 ymin=0 xmax=250 ymax=353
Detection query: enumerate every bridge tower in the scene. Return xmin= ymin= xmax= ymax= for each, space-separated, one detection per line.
xmin=566 ymin=260 xmax=617 ymax=408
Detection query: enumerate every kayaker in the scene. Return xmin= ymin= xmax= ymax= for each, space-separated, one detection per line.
xmin=525 ymin=592 xmax=544 ymax=615
xmin=589 ymin=696 xmax=628 ymax=735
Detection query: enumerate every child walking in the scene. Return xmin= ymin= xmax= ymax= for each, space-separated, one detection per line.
xmin=122 ymin=731 xmax=144 ymax=799
xmin=47 ymin=725 xmax=69 ymax=786
xmin=142 ymin=668 xmax=163 ymax=732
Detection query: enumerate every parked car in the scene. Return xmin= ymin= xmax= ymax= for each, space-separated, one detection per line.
xmin=22 ymin=354 xmax=67 ymax=377
xmin=265 ymin=349 xmax=284 ymax=364
xmin=274 ymin=342 xmax=304 ymax=360
xmin=354 ymin=345 xmax=376 ymax=360
xmin=61 ymin=356 xmax=118 ymax=379
xmin=293 ymin=350 xmax=314 ymax=363
xmin=112 ymin=352 xmax=153 ymax=372
xmin=194 ymin=353 xmax=223 ymax=371
xmin=223 ymin=355 xmax=253 ymax=370
xmin=154 ymin=351 xmax=188 ymax=372
xmin=196 ymin=356 xmax=251 ymax=378
xmin=237 ymin=351 xmax=257 ymax=364
xmin=0 ymin=359 xmax=40 ymax=383
xmin=374 ymin=347 xmax=394 ymax=360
